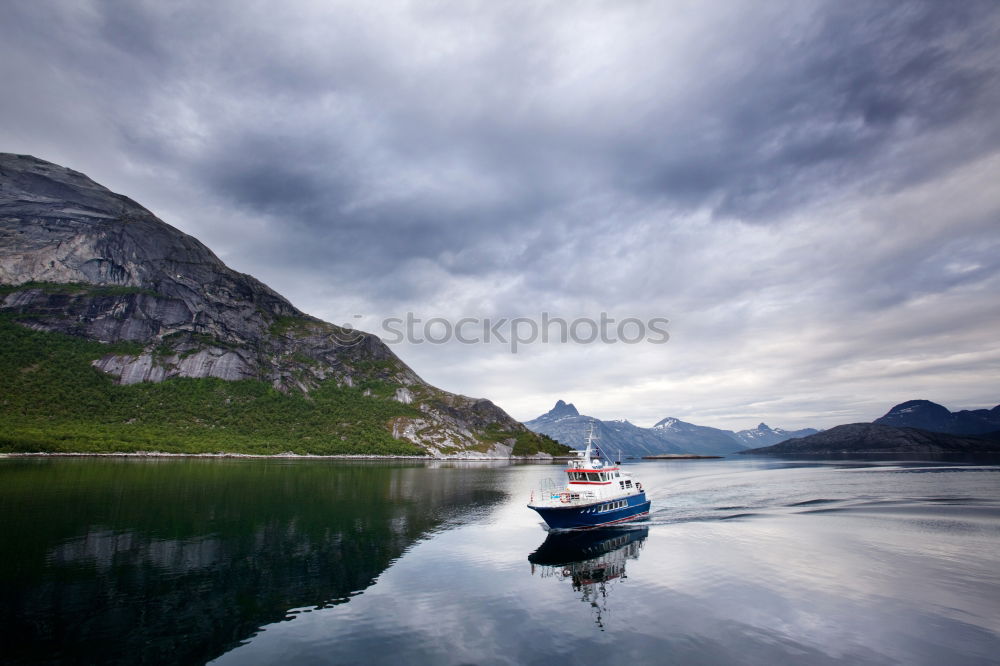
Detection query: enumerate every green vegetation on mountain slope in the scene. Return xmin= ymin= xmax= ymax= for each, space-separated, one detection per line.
xmin=0 ymin=316 xmax=427 ymax=455
xmin=0 ymin=315 xmax=568 ymax=456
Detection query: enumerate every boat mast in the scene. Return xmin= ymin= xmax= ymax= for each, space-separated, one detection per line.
xmin=583 ymin=421 xmax=606 ymax=466
xmin=583 ymin=422 xmax=595 ymax=463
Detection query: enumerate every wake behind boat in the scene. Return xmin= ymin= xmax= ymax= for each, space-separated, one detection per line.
xmin=528 ymin=426 xmax=651 ymax=530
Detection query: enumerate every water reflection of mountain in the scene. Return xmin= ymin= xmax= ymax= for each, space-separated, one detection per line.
xmin=529 ymin=527 xmax=648 ymax=630
xmin=0 ymin=459 xmax=504 ymax=665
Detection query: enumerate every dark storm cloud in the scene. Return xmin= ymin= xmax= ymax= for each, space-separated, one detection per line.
xmin=2 ymin=0 xmax=999 ymax=426
xmin=5 ymin=2 xmax=999 ymax=237
xmin=619 ymin=2 xmax=1000 ymax=220
xmin=154 ymin=0 xmax=1000 ymax=276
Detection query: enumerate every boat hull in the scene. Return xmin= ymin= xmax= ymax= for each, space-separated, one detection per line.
xmin=528 ymin=493 xmax=650 ymax=530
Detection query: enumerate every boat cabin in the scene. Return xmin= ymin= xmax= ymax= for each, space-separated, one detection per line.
xmin=566 ymin=467 xmax=636 ymax=490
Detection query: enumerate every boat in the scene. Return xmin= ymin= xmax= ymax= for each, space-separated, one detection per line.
xmin=527 ymin=425 xmax=651 ymax=529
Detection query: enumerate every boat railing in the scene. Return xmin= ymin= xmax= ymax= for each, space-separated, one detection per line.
xmin=530 ymin=479 xmax=599 ymax=506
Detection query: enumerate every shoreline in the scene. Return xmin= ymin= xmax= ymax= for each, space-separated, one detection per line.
xmin=0 ymin=451 xmax=560 ymax=462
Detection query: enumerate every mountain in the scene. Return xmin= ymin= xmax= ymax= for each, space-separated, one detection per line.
xmin=524 ymin=401 xmax=812 ymax=455
xmin=740 ymin=423 xmax=1000 ymax=455
xmin=874 ymin=399 xmax=1000 ymax=435
xmin=545 ymin=399 xmax=580 ymax=419
xmin=524 ymin=403 xmax=689 ymax=458
xmin=733 ymin=422 xmax=820 ymax=447
xmin=0 ymin=153 xmax=567 ymax=458
xmin=651 ymin=417 xmax=748 ymax=454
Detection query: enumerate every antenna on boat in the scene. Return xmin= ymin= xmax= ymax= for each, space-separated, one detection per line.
xmin=585 ymin=421 xmax=611 ymax=466
xmin=583 ymin=422 xmax=595 ymax=460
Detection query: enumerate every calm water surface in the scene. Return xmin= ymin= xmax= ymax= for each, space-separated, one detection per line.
xmin=2 ymin=456 xmax=999 ymax=664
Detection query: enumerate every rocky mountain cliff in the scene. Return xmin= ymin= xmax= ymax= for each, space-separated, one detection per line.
xmin=0 ymin=153 xmax=565 ymax=457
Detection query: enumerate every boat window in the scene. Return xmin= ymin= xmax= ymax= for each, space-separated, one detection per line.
xmin=586 ymin=472 xmax=600 ymax=482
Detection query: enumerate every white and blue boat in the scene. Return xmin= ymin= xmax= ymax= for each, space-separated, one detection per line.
xmin=528 ymin=426 xmax=651 ymax=530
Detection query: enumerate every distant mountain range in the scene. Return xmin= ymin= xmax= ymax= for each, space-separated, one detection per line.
xmin=731 ymin=422 xmax=821 ymax=447
xmin=742 ymin=399 xmax=1000 ymax=455
xmin=873 ymin=399 xmax=1000 ymax=435
xmin=524 ymin=400 xmax=818 ymax=456
xmin=742 ymin=423 xmax=1000 ymax=455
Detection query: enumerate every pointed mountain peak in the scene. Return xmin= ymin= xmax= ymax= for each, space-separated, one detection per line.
xmin=757 ymin=422 xmax=772 ymax=431
xmin=546 ymin=400 xmax=579 ymax=418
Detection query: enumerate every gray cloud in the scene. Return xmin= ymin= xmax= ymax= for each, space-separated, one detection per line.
xmin=2 ymin=0 xmax=999 ymax=428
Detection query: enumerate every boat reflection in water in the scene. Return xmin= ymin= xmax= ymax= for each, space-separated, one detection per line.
xmin=528 ymin=527 xmax=648 ymax=629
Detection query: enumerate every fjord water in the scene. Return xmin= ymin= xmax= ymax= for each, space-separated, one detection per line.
xmin=2 ymin=457 xmax=999 ymax=664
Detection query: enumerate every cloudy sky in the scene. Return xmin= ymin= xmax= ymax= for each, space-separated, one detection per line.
xmin=3 ymin=1 xmax=999 ymax=429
